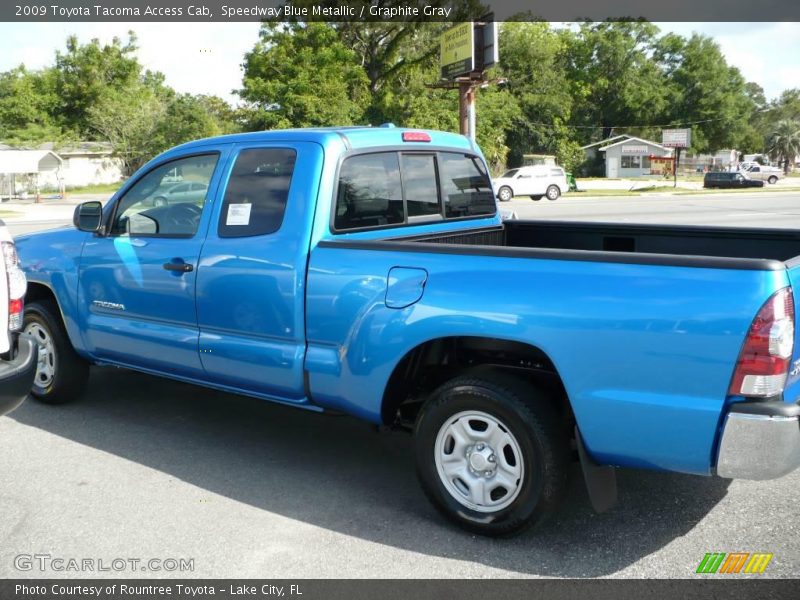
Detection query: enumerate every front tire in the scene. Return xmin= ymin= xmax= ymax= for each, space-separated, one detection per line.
xmin=546 ymin=185 xmax=561 ymax=201
xmin=23 ymin=300 xmax=89 ymax=404
xmin=153 ymin=196 xmax=168 ymax=207
xmin=414 ymin=372 xmax=569 ymax=536
xmin=497 ymin=187 xmax=513 ymax=202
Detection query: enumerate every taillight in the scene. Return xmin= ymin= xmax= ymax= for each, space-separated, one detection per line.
xmin=2 ymin=241 xmax=25 ymax=331
xmin=729 ymin=287 xmax=795 ymax=397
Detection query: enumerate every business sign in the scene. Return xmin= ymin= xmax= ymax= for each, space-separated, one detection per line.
xmin=662 ymin=128 xmax=692 ymax=148
xmin=621 ymin=145 xmax=650 ymax=155
xmin=440 ymin=22 xmax=474 ymax=79
xmin=650 ymin=155 xmax=675 ymax=177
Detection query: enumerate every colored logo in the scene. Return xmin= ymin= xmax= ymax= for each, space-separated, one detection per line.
xmin=696 ymin=552 xmax=773 ymax=574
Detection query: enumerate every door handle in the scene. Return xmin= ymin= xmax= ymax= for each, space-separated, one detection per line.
xmin=162 ymin=262 xmax=194 ymax=273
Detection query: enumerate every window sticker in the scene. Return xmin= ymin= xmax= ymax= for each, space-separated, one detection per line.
xmin=226 ymin=203 xmax=252 ymax=226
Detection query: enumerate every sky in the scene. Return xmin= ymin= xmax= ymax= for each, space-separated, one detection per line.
xmin=0 ymin=21 xmax=798 ymax=105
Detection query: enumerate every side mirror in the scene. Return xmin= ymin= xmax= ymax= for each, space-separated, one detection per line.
xmin=73 ymin=201 xmax=104 ymax=233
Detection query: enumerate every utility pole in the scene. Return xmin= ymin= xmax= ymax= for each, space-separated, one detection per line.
xmin=434 ymin=16 xmax=498 ymax=143
xmin=459 ymin=82 xmax=476 ymax=141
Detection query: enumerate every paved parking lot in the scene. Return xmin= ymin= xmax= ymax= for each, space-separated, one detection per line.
xmin=1 ymin=368 xmax=798 ymax=579
xmin=1 ymin=192 xmax=799 ymax=579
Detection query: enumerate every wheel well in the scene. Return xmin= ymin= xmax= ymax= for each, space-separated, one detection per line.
xmin=26 ymin=282 xmax=58 ymax=307
xmin=381 ymin=336 xmax=573 ymax=429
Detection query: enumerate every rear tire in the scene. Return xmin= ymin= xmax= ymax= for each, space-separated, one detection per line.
xmin=414 ymin=372 xmax=569 ymax=536
xmin=497 ymin=187 xmax=513 ymax=202
xmin=546 ymin=185 xmax=561 ymax=201
xmin=768 ymin=176 xmax=778 ymax=184
xmin=23 ymin=300 xmax=89 ymax=404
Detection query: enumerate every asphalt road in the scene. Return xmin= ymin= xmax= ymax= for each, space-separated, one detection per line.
xmin=1 ymin=191 xmax=799 ymax=579
xmin=504 ymin=191 xmax=800 ymax=228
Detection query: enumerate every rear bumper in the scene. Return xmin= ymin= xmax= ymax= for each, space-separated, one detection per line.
xmin=0 ymin=335 xmax=36 ymax=417
xmin=717 ymin=401 xmax=800 ymax=480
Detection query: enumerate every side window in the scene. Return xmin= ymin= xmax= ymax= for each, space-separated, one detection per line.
xmin=401 ymin=154 xmax=440 ymax=218
xmin=112 ymin=154 xmax=218 ymax=237
xmin=334 ymin=153 xmax=403 ymax=231
xmin=438 ymin=152 xmax=496 ymax=219
xmin=218 ymin=148 xmax=296 ymax=238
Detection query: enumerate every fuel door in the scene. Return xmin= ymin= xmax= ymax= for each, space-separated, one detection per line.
xmin=385 ymin=267 xmax=428 ymax=309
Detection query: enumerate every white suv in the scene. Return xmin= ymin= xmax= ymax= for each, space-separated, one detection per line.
xmin=494 ymin=165 xmax=568 ymax=202
xmin=0 ymin=221 xmax=35 ymax=416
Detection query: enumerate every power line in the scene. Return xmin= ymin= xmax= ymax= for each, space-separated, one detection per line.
xmin=523 ymin=108 xmax=774 ymax=131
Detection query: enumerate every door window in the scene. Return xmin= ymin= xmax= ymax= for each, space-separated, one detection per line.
xmin=334 ymin=153 xmax=404 ymax=230
xmin=111 ymin=154 xmax=218 ymax=237
xmin=218 ymin=148 xmax=296 ymax=238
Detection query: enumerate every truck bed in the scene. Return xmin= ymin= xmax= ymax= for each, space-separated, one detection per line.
xmin=390 ymin=221 xmax=800 ymax=269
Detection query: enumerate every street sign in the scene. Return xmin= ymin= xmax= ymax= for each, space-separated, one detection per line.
xmin=440 ymin=22 xmax=474 ymax=80
xmin=662 ymin=128 xmax=692 ymax=148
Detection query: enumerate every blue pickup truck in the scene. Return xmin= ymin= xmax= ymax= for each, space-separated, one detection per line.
xmin=15 ymin=127 xmax=800 ymax=535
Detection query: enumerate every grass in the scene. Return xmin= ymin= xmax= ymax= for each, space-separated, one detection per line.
xmin=65 ymin=182 xmax=123 ymax=195
xmin=0 ymin=210 xmax=20 ymax=218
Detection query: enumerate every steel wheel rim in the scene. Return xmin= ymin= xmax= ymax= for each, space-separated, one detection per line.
xmin=434 ymin=410 xmax=525 ymax=513
xmin=25 ymin=322 xmax=56 ymax=389
xmin=547 ymin=186 xmax=559 ymax=200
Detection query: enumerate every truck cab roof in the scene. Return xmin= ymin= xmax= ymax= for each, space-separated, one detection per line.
xmin=168 ymin=126 xmax=476 ymax=155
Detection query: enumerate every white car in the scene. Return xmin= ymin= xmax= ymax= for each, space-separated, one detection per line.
xmin=494 ymin=165 xmax=568 ymax=202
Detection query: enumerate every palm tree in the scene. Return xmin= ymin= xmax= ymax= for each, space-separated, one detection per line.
xmin=767 ymin=119 xmax=800 ymax=174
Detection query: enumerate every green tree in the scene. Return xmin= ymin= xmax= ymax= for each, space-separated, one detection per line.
xmin=655 ymin=33 xmax=756 ymax=153
xmin=239 ymin=23 xmax=370 ymax=129
xmin=565 ymin=21 xmax=667 ymax=141
xmin=86 ymin=85 xmax=166 ymax=174
xmin=497 ymin=22 xmax=574 ymax=167
xmin=54 ymin=33 xmax=143 ymax=135
xmin=0 ymin=66 xmax=64 ymax=145
xmin=766 ymin=119 xmax=800 ymax=174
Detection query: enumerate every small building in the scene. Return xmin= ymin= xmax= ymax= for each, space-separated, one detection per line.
xmin=594 ymin=136 xmax=673 ymax=178
xmin=0 ymin=150 xmax=63 ymax=199
xmin=581 ymin=135 xmax=633 ymax=164
xmin=41 ymin=142 xmax=124 ymax=189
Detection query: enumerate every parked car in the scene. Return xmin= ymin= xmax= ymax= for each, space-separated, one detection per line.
xmin=746 ymin=165 xmax=783 ymax=184
xmin=15 ymin=127 xmax=800 ymax=536
xmin=494 ymin=165 xmax=567 ymax=202
xmin=148 ymin=181 xmax=209 ymax=207
xmin=0 ymin=221 xmax=36 ymax=417
xmin=704 ymin=171 xmax=765 ymax=189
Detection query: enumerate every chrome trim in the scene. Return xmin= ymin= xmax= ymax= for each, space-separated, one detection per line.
xmin=717 ymin=412 xmax=800 ymax=480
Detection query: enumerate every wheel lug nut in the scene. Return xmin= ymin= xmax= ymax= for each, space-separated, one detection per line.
xmin=484 ymin=470 xmax=492 ymax=477
xmin=488 ymin=454 xmax=495 ymax=462
xmin=477 ymin=443 xmax=484 ymax=451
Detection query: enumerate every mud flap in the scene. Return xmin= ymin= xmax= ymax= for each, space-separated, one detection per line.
xmin=575 ymin=426 xmax=618 ymax=513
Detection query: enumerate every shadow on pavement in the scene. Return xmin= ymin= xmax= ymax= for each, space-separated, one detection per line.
xmin=11 ymin=366 xmax=731 ymax=577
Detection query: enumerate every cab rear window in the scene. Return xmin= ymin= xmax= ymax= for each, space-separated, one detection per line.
xmin=333 ymin=151 xmax=495 ymax=232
